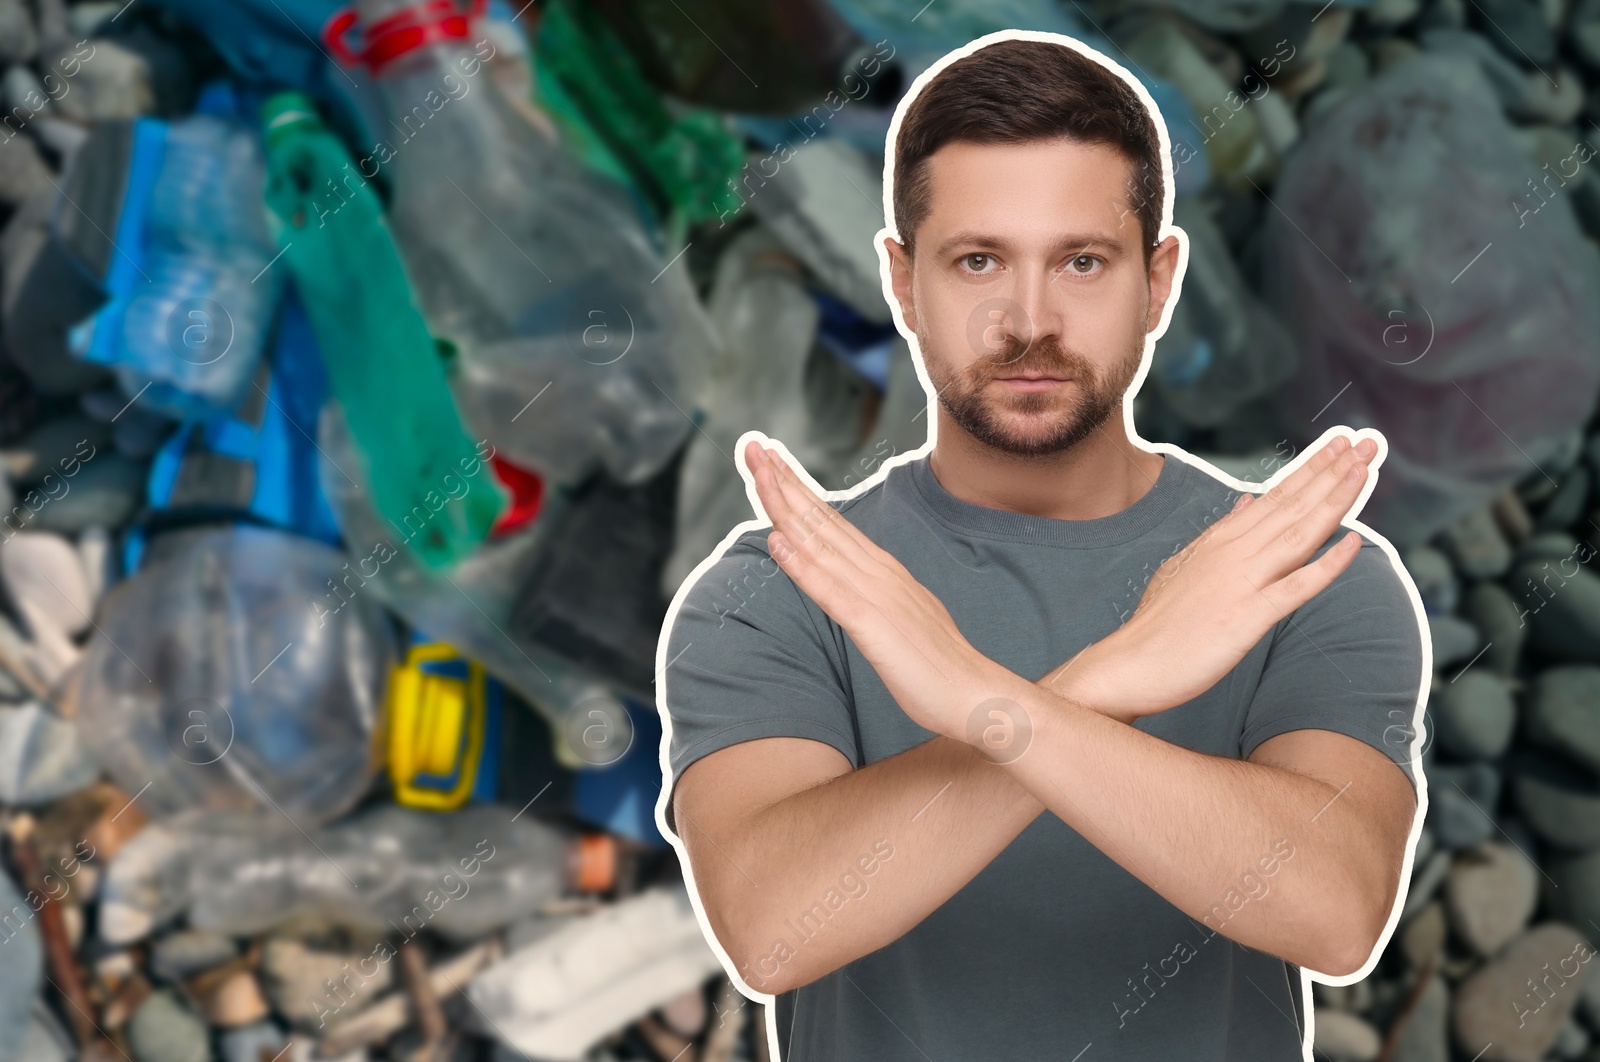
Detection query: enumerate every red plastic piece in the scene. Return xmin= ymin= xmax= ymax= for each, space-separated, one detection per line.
xmin=488 ymin=453 xmax=544 ymax=537
xmin=321 ymin=0 xmax=487 ymax=76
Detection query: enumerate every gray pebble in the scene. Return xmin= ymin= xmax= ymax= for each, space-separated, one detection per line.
xmin=1463 ymin=582 xmax=1527 ymax=677
xmin=1434 ymin=671 xmax=1516 ymax=760
xmin=127 ymin=990 xmax=208 ymax=1062
xmin=1514 ymin=557 xmax=1600 ymax=662
xmin=29 ymin=452 xmax=144 ymax=534
xmin=1403 ymin=545 xmax=1458 ymax=614
xmin=1429 ymin=614 xmax=1483 ymax=669
xmin=1537 ymin=466 xmax=1592 ymax=532
xmin=149 ymin=929 xmax=238 ymax=982
xmin=1527 ymin=667 xmax=1600 ymax=774
xmin=1390 ymin=974 xmax=1449 ymax=1062
xmin=1425 ymin=761 xmax=1501 ymax=849
xmin=0 ymin=0 xmax=37 ymax=66
xmin=1513 ymin=753 xmax=1600 ymax=850
xmin=0 ymin=414 xmax=108 ymax=485
xmin=1445 ymin=842 xmax=1540 ymax=956
xmin=1438 ymin=505 xmax=1513 ymax=578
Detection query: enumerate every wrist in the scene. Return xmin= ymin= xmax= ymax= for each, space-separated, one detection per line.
xmin=1038 ymin=634 xmax=1139 ymax=725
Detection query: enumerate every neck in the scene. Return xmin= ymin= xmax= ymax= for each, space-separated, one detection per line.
xmin=927 ymin=405 xmax=1165 ymax=521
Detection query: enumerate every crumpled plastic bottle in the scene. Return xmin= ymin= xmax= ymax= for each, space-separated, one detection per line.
xmin=74 ymin=524 xmax=396 ymax=824
xmin=79 ymin=82 xmax=284 ymax=419
xmin=260 ymin=90 xmax=507 ymax=571
xmin=98 ymin=801 xmax=573 ymax=943
xmin=663 ymin=226 xmax=868 ymax=595
xmin=325 ymin=0 xmax=717 ymax=487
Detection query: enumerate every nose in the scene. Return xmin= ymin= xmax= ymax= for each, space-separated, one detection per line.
xmin=994 ymin=261 xmax=1065 ymax=363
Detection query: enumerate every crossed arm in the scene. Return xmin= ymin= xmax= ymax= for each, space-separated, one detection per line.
xmin=673 ymin=435 xmax=1419 ymax=996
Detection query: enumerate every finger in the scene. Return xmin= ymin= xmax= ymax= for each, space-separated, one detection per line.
xmin=761 ymin=448 xmax=882 ymax=569
xmin=1253 ymin=530 xmax=1363 ymax=621
xmin=1232 ymin=434 xmax=1368 ymax=536
xmin=1241 ymin=443 xmax=1371 ymax=563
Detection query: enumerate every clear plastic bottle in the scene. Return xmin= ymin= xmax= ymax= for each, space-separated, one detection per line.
xmin=107 ymin=84 xmax=284 ymax=418
xmin=326 ymin=0 xmax=717 ymax=486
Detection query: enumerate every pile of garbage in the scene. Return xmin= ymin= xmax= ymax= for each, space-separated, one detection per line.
xmin=0 ymin=0 xmax=1593 ymax=1058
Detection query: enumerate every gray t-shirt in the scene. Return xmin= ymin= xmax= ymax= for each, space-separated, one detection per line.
xmin=661 ymin=450 xmax=1425 ymax=1061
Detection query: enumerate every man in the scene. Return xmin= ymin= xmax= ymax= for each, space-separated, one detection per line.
xmin=656 ymin=30 xmax=1428 ymax=1062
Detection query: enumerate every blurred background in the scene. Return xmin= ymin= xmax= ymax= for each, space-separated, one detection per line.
xmin=0 ymin=0 xmax=1595 ymax=1058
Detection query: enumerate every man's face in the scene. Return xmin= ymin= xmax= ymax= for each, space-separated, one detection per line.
xmin=888 ymin=137 xmax=1166 ymax=457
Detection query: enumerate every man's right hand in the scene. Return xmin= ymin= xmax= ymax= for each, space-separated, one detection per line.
xmin=1041 ymin=430 xmax=1384 ymax=724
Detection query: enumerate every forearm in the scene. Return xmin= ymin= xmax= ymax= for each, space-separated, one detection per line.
xmin=688 ymin=735 xmax=1043 ymax=995
xmin=983 ymin=663 xmax=1392 ymax=975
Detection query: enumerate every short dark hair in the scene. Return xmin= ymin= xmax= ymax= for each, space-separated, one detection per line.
xmin=892 ymin=38 xmax=1163 ymax=267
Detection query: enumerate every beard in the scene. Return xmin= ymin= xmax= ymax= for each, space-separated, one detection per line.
xmin=922 ymin=324 xmax=1145 ymax=458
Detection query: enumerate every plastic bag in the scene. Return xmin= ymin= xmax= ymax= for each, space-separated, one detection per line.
xmin=1262 ymin=54 xmax=1600 ymax=546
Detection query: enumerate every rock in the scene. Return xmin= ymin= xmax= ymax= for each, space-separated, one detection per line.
xmin=1426 ymin=761 xmax=1501 ymax=849
xmin=1440 ymin=506 xmax=1514 ymax=577
xmin=0 ymin=701 xmax=99 ymax=805
xmin=660 ymin=985 xmax=708 ymax=1038
xmin=0 ymin=530 xmax=90 ymax=636
xmin=1368 ymin=0 xmax=1424 ymax=26
xmin=1512 ymin=754 xmax=1600 ymax=850
xmin=1429 ymin=614 xmax=1483 ymax=669
xmin=127 ymin=990 xmax=209 ymax=1062
xmin=0 ymin=0 xmax=37 ymax=66
xmin=1538 ymin=467 xmax=1592 ymax=532
xmin=1405 ymin=849 xmax=1455 ymax=917
xmin=1493 ymin=489 xmax=1536 ymax=544
xmin=1558 ymin=1018 xmax=1591 ymax=1058
xmin=1446 ymin=843 xmax=1540 ymax=956
xmin=1461 ymin=582 xmax=1525 ymax=677
xmin=1543 ymin=849 xmax=1600 ymax=952
xmin=1471 ymin=0 xmax=1559 ymax=66
xmin=149 ymin=929 xmax=237 ymax=982
xmin=1518 ymin=530 xmax=1583 ymax=562
xmin=1520 ymin=64 xmax=1588 ymax=124
xmin=1391 ymin=974 xmax=1450 ymax=1062
xmin=69 ymin=2 xmax=121 ymax=37
xmin=219 ymin=1021 xmax=290 ymax=1062
xmin=1419 ymin=28 xmax=1553 ymax=120
xmin=1404 ymin=545 xmax=1458 ymax=614
xmin=110 ymin=408 xmax=174 ymax=460
xmin=47 ymin=38 xmax=154 ymax=122
xmin=1434 ymin=671 xmax=1515 ymax=760
xmin=0 ymin=415 xmax=110 ymax=485
xmin=1527 ymin=667 xmax=1600 ymax=773
xmin=1 ymin=65 xmax=49 ymax=123
xmin=196 ymin=968 xmax=269 ymax=1028
xmin=29 ymin=453 xmax=144 ymax=534
xmin=76 ymin=524 xmax=113 ymax=607
xmin=1313 ymin=1008 xmax=1382 ymax=1060
xmin=1402 ymin=900 xmax=1448 ymax=967
xmin=1575 ymin=0 xmax=1600 ymax=68
xmin=1514 ymin=559 xmax=1600 ymax=662
xmin=1453 ymin=924 xmax=1596 ymax=1062
xmin=260 ymin=931 xmax=395 ymax=1030
xmin=0 ymin=130 xmax=49 ymax=209
xmin=1419 ymin=0 xmax=1468 ymax=31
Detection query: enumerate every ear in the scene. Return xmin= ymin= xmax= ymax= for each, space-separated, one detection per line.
xmin=885 ymin=235 xmax=917 ymax=334
xmin=1144 ymin=232 xmax=1182 ymax=334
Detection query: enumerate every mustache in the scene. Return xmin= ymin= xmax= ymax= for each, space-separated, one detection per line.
xmin=971 ymin=336 xmax=1089 ymax=380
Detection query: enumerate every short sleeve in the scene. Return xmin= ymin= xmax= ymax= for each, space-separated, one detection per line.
xmin=1239 ymin=537 xmax=1427 ymax=793
xmin=659 ymin=533 xmax=860 ymax=833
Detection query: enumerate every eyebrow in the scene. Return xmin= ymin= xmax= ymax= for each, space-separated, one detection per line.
xmin=930 ymin=229 xmax=1126 ymax=259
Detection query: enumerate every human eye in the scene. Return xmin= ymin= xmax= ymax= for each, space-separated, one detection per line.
xmin=1060 ymin=253 xmax=1104 ymax=277
xmin=957 ymin=252 xmax=999 ymax=276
